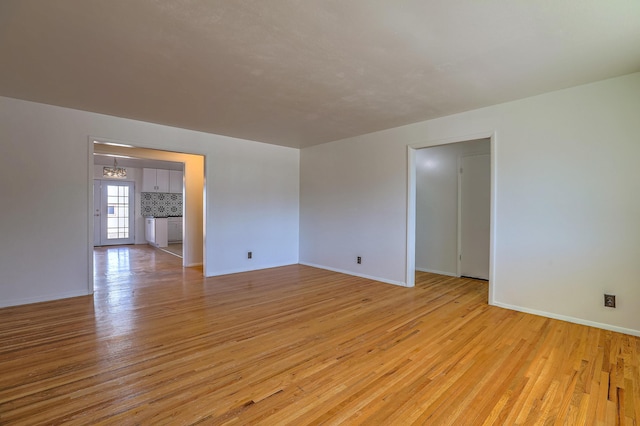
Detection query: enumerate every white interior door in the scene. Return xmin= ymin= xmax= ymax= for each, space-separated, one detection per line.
xmin=94 ymin=180 xmax=135 ymax=246
xmin=459 ymin=154 xmax=490 ymax=280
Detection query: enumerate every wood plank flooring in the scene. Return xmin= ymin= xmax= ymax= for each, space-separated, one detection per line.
xmin=0 ymin=245 xmax=638 ymax=424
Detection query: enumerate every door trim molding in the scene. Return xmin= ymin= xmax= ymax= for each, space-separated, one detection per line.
xmin=88 ymin=136 xmax=207 ymax=287
xmin=87 ymin=140 xmax=94 ymax=295
xmin=406 ymin=130 xmax=497 ymax=306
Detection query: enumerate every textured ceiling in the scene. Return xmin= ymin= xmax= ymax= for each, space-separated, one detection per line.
xmin=1 ymin=1 xmax=639 ymax=148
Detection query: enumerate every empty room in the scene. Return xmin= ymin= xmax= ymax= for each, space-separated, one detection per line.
xmin=1 ymin=1 xmax=639 ymax=424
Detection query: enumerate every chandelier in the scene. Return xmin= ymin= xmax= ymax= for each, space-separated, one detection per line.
xmin=103 ymin=158 xmax=127 ymax=178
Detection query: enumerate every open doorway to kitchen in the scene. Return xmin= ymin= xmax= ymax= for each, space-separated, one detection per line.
xmin=89 ymin=139 xmax=205 ymax=293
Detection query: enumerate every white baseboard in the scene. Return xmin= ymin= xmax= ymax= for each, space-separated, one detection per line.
xmin=185 ymin=262 xmax=203 ymax=267
xmin=0 ymin=290 xmax=92 ymax=308
xmin=493 ymin=301 xmax=640 ymax=337
xmin=299 ymin=262 xmax=407 ymax=287
xmin=415 ymin=267 xmax=458 ymax=277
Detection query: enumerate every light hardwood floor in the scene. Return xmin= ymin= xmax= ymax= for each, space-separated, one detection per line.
xmin=0 ymin=245 xmax=638 ymax=424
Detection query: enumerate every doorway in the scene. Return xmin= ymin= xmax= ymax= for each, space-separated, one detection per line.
xmin=407 ymin=132 xmax=495 ymax=302
xmin=88 ymin=139 xmax=206 ymax=294
xmin=93 ymin=180 xmax=135 ymax=246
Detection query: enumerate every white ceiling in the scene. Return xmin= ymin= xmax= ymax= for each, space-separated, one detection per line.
xmin=1 ymin=1 xmax=639 ymax=149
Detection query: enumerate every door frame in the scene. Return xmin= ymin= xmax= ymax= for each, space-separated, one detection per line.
xmin=87 ymin=137 xmax=206 ymax=295
xmin=406 ymin=130 xmax=497 ymax=305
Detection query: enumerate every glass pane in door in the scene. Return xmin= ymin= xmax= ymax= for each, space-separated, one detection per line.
xmin=106 ymin=184 xmax=130 ymax=239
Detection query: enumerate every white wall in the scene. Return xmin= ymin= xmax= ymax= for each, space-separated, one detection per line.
xmin=207 ymin=140 xmax=300 ymax=275
xmin=0 ymin=96 xmax=299 ymax=307
xmin=415 ymin=139 xmax=490 ymax=275
xmin=300 ymin=72 xmax=640 ymax=335
xmin=299 ymin=134 xmax=408 ymax=285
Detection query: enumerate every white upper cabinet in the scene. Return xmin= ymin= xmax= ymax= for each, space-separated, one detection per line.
xmin=169 ymin=170 xmax=183 ymax=194
xmin=156 ymin=169 xmax=169 ymax=192
xmin=143 ymin=168 xmax=170 ymax=192
xmin=142 ymin=168 xmax=157 ymax=192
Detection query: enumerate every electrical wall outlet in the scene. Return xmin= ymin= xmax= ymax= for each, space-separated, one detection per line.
xmin=248 ymin=251 xmax=252 ymax=259
xmin=604 ymin=294 xmax=616 ymax=308
xmin=357 ymin=256 xmax=362 ymax=264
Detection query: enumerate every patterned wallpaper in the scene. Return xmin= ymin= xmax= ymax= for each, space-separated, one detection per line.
xmin=141 ymin=192 xmax=183 ymax=217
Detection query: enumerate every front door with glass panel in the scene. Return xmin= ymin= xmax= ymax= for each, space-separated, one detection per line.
xmin=94 ymin=180 xmax=135 ymax=246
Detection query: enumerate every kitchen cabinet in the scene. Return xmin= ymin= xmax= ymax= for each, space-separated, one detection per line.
xmin=142 ymin=168 xmax=169 ymax=192
xmin=169 ymin=170 xmax=183 ymax=194
xmin=168 ymin=217 xmax=183 ymax=242
xmin=145 ymin=217 xmax=168 ymax=247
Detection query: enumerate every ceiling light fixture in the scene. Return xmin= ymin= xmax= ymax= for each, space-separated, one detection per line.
xmin=103 ymin=158 xmax=127 ymax=178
